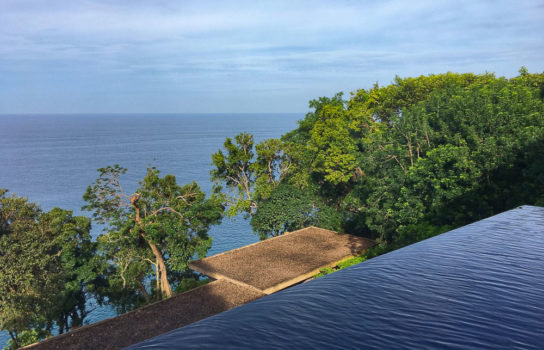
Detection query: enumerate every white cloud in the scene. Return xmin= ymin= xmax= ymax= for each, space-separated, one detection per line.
xmin=0 ymin=0 xmax=543 ymax=113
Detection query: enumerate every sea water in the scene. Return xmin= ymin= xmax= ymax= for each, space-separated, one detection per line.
xmin=0 ymin=113 xmax=300 ymax=347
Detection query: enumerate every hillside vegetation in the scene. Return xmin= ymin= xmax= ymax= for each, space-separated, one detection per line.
xmin=2 ymin=68 xmax=544 ymax=348
xmin=212 ymin=68 xmax=544 ymax=250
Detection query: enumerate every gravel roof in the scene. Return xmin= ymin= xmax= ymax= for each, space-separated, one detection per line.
xmin=26 ymin=226 xmax=373 ymax=349
xmin=25 ymin=279 xmax=265 ymax=350
xmin=190 ymin=226 xmax=376 ymax=294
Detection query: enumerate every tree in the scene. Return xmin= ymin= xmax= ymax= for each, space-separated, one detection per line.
xmin=250 ymin=184 xmax=342 ymax=240
xmin=3 ymin=329 xmax=50 ymax=350
xmin=211 ymin=133 xmax=296 ymax=218
xmin=0 ymin=190 xmax=58 ymax=347
xmin=308 ymin=103 xmax=367 ymax=185
xmin=37 ymin=208 xmax=100 ymax=334
xmin=283 ymin=92 xmax=346 ymax=144
xmin=83 ymin=165 xmax=223 ymax=309
xmin=211 ymin=133 xmax=257 ymax=217
xmin=0 ymin=190 xmax=96 ymax=347
xmin=394 ymin=143 xmax=481 ymax=231
xmin=250 ymin=184 xmax=315 ymax=239
xmin=254 ymin=138 xmax=298 ymax=200
xmin=216 ymin=70 xmax=544 ymax=251
xmin=276 ymin=69 xmax=544 ymax=249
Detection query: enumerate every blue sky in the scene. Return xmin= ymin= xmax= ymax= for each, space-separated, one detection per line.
xmin=1 ymin=0 xmax=543 ymax=113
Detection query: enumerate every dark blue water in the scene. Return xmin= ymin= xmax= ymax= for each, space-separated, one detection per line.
xmin=0 ymin=113 xmax=300 ymax=347
xmin=130 ymin=206 xmax=544 ymax=349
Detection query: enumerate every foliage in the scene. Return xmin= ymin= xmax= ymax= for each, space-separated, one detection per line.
xmin=3 ymin=329 xmax=51 ymax=350
xmin=254 ymin=139 xmax=297 ymax=199
xmin=302 ymin=69 xmax=544 ymax=246
xmin=313 ymin=255 xmax=368 ymax=278
xmin=175 ymin=277 xmax=210 ymax=293
xmin=216 ymin=70 xmax=544 ymax=248
xmin=250 ymin=182 xmax=344 ymax=240
xmin=83 ymin=165 xmax=223 ymax=312
xmin=210 ymin=133 xmax=300 ymax=219
xmin=314 ymin=267 xmax=335 ymax=278
xmin=245 ymin=69 xmax=544 ymax=249
xmin=283 ymin=92 xmax=346 ymax=144
xmin=37 ymin=208 xmax=100 ymax=333
xmin=211 ymin=133 xmax=257 ymax=217
xmin=250 ymin=184 xmax=311 ymax=239
xmin=0 ymin=190 xmax=98 ymax=348
xmin=0 ymin=190 xmax=58 ymax=347
xmin=211 ymin=132 xmax=309 ymax=240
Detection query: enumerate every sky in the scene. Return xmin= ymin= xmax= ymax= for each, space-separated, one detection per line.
xmin=1 ymin=0 xmax=543 ymax=114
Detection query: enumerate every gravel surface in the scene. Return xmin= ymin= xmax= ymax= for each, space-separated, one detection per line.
xmin=190 ymin=227 xmax=375 ymax=292
xmin=25 ymin=279 xmax=265 ymax=350
xmin=26 ymin=227 xmax=374 ymax=349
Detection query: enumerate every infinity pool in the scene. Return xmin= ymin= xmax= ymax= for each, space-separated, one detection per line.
xmin=129 ymin=206 xmax=544 ymax=349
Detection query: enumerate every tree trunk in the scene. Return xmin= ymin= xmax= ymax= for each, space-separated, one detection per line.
xmin=58 ymin=319 xmax=65 ymax=335
xmin=147 ymin=241 xmax=172 ymax=298
xmin=131 ymin=193 xmax=172 ymax=299
xmin=155 ymin=259 xmax=160 ymax=299
xmin=71 ymin=309 xmax=83 ymax=330
xmin=8 ymin=330 xmax=19 ymax=348
xmin=137 ymin=277 xmax=151 ymax=303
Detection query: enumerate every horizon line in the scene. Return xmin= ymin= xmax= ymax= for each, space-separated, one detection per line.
xmin=0 ymin=112 xmax=306 ymax=116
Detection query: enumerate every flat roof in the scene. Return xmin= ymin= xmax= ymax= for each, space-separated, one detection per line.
xmin=25 ymin=279 xmax=265 ymax=350
xmin=130 ymin=206 xmax=544 ymax=349
xmin=189 ymin=226 xmax=376 ymax=294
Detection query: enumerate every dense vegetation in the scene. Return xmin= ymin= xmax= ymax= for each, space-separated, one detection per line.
xmin=0 ymin=168 xmax=222 ymax=348
xmin=2 ymin=68 xmax=543 ymax=348
xmin=212 ymin=68 xmax=544 ymax=249
xmin=0 ymin=190 xmax=101 ymax=349
xmin=83 ymin=166 xmax=223 ymax=312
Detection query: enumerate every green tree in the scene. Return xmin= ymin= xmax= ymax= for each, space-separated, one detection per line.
xmin=0 ymin=191 xmax=96 ymax=347
xmin=0 ymin=190 xmax=60 ymax=347
xmin=254 ymin=139 xmax=300 ymax=199
xmin=37 ymin=208 xmax=100 ymax=334
xmin=211 ymin=133 xmax=257 ymax=217
xmin=394 ymin=143 xmax=481 ymax=231
xmin=283 ymin=92 xmax=346 ymax=144
xmin=278 ymin=69 xmax=544 ymax=249
xmin=250 ymin=184 xmax=315 ymax=239
xmin=83 ymin=165 xmax=223 ymax=310
xmin=211 ymin=133 xmax=297 ymax=219
xmin=3 ymin=329 xmax=51 ymax=350
xmin=250 ymin=184 xmax=342 ymax=240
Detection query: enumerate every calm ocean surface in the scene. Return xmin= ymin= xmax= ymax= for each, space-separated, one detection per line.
xmin=0 ymin=113 xmax=300 ymax=346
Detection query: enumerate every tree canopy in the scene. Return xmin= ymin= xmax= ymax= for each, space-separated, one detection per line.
xmin=214 ymin=68 xmax=544 ymax=246
xmin=288 ymin=69 xmax=544 ymax=245
xmin=0 ymin=190 xmax=99 ymax=348
xmin=83 ymin=165 xmax=223 ymax=311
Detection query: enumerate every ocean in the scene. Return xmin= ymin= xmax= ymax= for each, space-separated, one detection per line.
xmin=0 ymin=113 xmax=301 ymax=347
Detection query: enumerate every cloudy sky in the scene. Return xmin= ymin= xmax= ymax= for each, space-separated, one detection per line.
xmin=1 ymin=0 xmax=543 ymax=113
